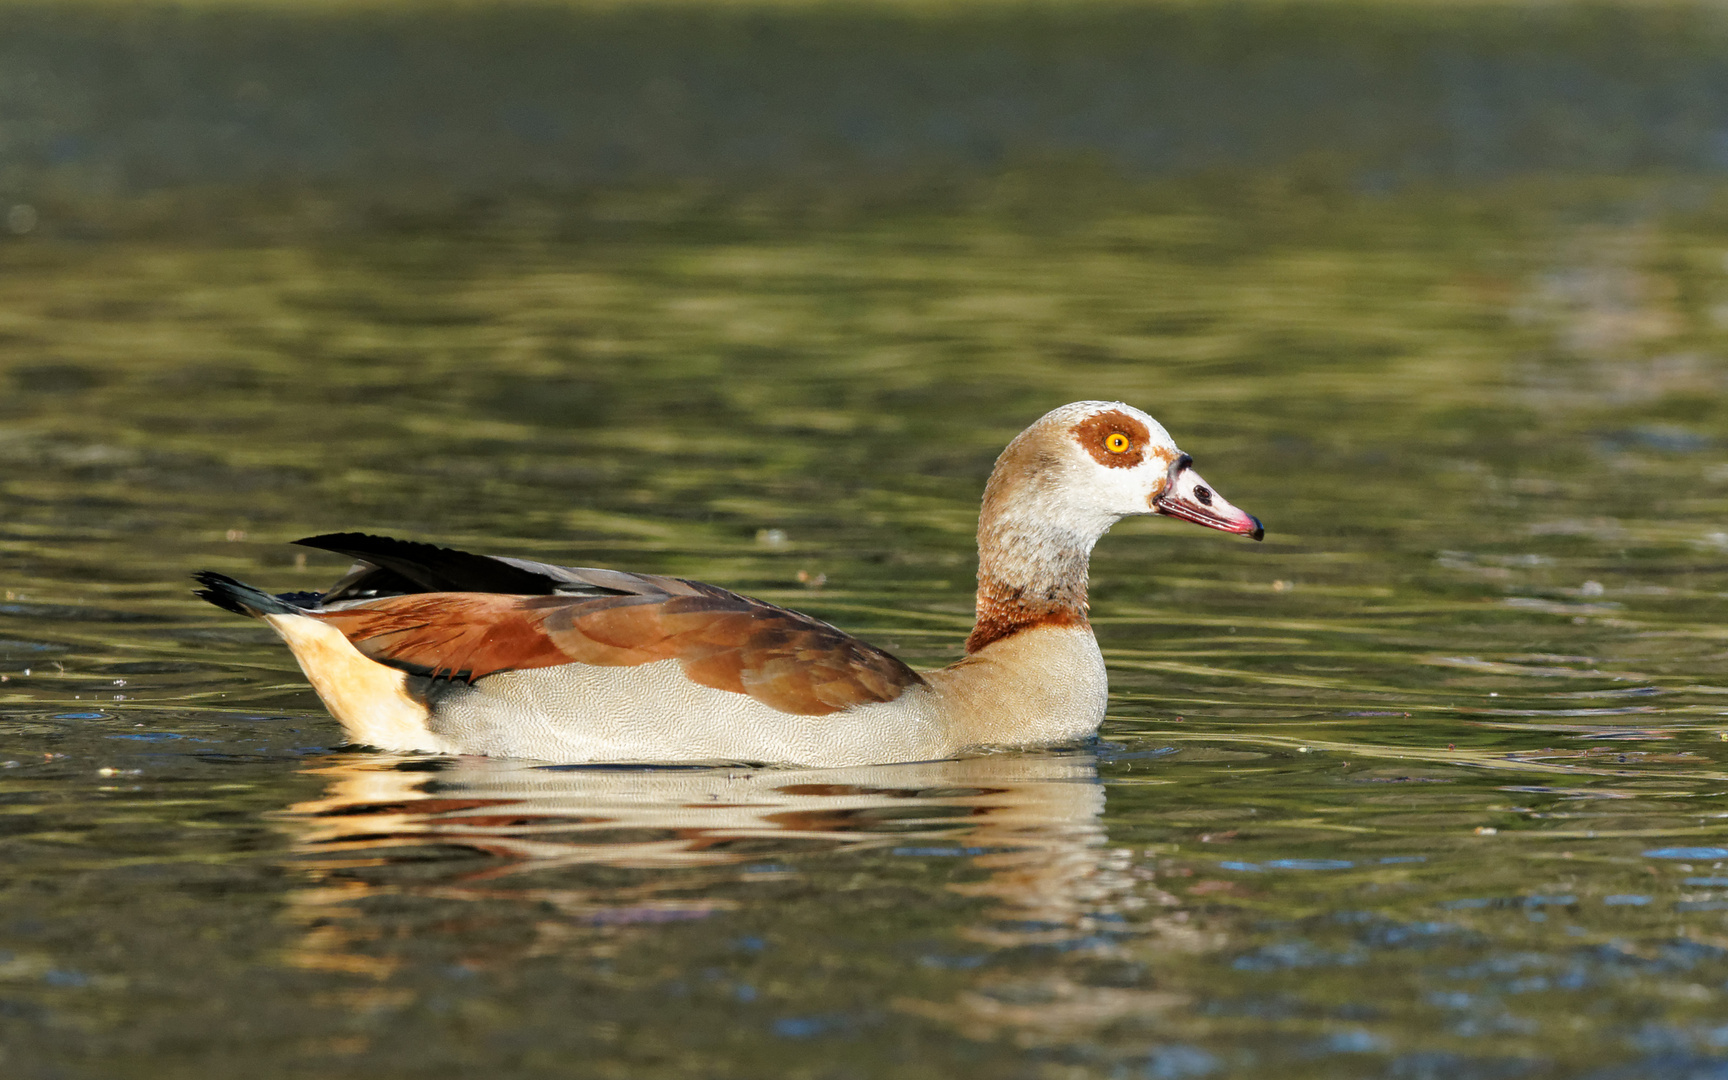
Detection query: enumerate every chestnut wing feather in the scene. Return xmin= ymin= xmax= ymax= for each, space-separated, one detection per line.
xmin=314 ymin=586 xmax=924 ymax=717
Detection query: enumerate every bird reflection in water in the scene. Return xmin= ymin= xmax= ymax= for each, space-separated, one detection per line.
xmin=273 ymin=751 xmax=1126 ymax=982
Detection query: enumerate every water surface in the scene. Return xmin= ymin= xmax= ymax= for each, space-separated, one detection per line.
xmin=2 ymin=167 xmax=1728 ymax=1076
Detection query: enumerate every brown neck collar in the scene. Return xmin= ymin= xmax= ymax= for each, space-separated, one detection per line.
xmin=964 ymin=555 xmax=1090 ymax=653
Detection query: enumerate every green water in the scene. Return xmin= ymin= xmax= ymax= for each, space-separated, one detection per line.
xmin=2 ymin=0 xmax=1728 ymax=1072
xmin=1 ymin=175 xmax=1726 ymax=1078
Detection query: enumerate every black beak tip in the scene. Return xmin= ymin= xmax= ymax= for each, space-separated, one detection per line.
xmin=1248 ymin=516 xmax=1265 ymax=542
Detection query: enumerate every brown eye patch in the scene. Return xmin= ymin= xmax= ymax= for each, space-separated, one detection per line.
xmin=1072 ymin=409 xmax=1150 ymax=469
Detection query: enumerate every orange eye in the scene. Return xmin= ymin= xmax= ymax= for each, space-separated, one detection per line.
xmin=1104 ymin=432 xmax=1131 ymax=454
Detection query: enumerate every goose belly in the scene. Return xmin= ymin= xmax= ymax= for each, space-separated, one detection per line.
xmin=415 ymin=660 xmax=949 ymax=768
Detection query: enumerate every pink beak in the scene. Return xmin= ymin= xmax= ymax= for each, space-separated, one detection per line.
xmin=1153 ymin=454 xmax=1264 ymax=540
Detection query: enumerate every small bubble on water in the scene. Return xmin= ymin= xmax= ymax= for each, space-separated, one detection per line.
xmin=1580 ymin=580 xmax=1605 ymax=597
xmin=6 ymin=204 xmax=37 ymax=235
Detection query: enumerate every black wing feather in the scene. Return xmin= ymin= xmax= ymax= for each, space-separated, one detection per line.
xmin=296 ymin=532 xmax=563 ymax=597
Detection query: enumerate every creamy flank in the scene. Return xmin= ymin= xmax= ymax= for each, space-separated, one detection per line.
xmin=263 ymin=613 xmax=457 ymax=754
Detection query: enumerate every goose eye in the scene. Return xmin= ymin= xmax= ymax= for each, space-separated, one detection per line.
xmin=1104 ymin=432 xmax=1131 ymax=454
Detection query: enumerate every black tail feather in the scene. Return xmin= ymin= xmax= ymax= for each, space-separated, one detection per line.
xmin=192 ymin=571 xmax=308 ymax=618
xmin=294 ymin=532 xmax=560 ymax=596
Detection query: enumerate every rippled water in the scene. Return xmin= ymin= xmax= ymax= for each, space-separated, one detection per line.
xmin=3 ymin=172 xmax=1728 ymax=1077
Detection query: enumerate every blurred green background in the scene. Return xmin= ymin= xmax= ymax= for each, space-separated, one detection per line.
xmin=10 ymin=0 xmax=1728 ymax=219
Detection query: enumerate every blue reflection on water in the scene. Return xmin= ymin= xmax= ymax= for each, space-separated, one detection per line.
xmin=1645 ymin=848 xmax=1728 ymax=860
xmin=1232 ymin=940 xmax=1367 ymax=971
xmin=1217 ymin=858 xmax=1355 ymax=872
xmin=1120 ymin=1045 xmax=1221 ymax=1079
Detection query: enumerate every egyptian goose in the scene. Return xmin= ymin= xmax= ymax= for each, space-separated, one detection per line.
xmin=194 ymin=401 xmax=1262 ymax=767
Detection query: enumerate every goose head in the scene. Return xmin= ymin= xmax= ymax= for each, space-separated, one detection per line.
xmin=979 ymin=400 xmax=1263 ymax=553
xmin=966 ymin=401 xmax=1262 ymax=653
